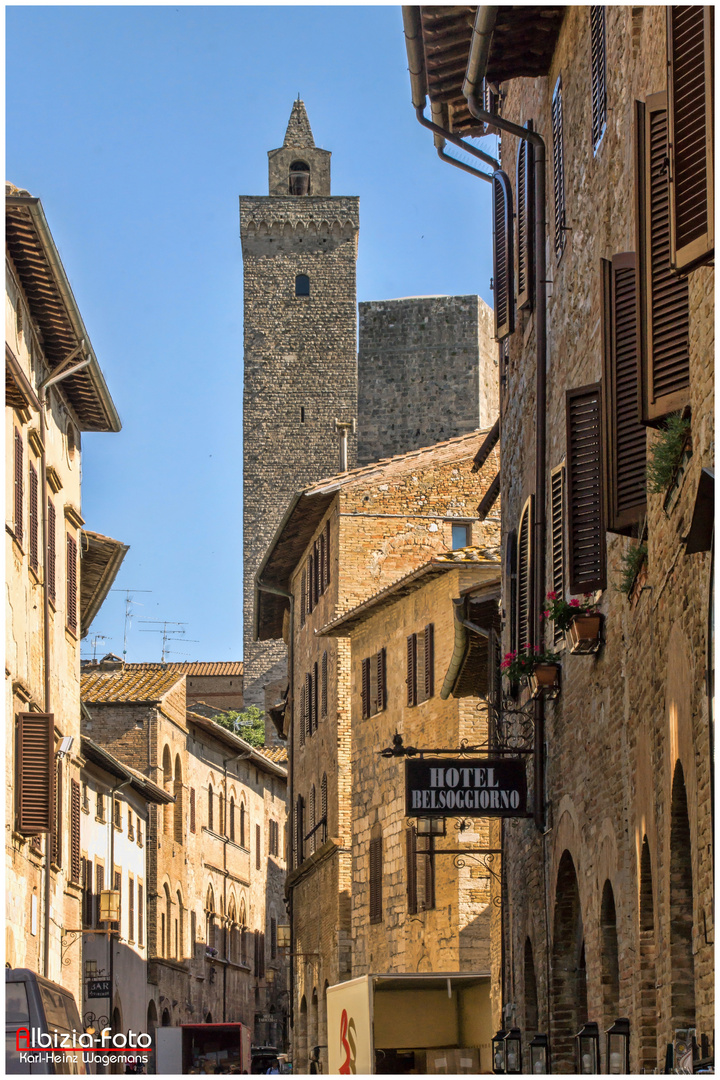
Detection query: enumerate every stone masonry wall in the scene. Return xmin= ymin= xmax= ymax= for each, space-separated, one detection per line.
xmin=358 ymin=295 xmax=498 ymax=465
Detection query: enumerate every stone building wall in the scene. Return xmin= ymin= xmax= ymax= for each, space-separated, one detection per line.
xmin=492 ymin=6 xmax=714 ymax=1072
xmin=357 ymin=295 xmax=498 ymax=465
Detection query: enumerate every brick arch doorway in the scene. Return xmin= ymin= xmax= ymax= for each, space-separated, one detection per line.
xmin=638 ymin=838 xmax=658 ymax=1072
xmin=550 ymin=850 xmax=588 ymax=1072
xmin=670 ymin=761 xmax=695 ymax=1030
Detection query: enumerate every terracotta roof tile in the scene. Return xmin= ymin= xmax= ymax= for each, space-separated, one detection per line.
xmin=256 ymin=745 xmax=289 ymax=764
xmin=127 ymin=661 xmax=243 ymax=676
xmin=81 ymin=667 xmax=184 ymax=703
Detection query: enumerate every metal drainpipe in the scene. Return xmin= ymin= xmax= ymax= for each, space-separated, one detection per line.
xmin=255 ymin=578 xmax=294 ymax=1053
xmin=109 ymin=777 xmax=132 ymax=1033
xmin=37 ymin=348 xmax=91 ymax=979
xmin=463 ymin=19 xmax=548 ymax=836
xmin=222 ymin=751 xmax=252 ymax=1022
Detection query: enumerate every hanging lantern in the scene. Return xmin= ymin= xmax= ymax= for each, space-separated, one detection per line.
xmin=606 ymin=1019 xmax=630 ymax=1074
xmin=417 ymin=816 xmax=446 ymax=837
xmin=503 ymin=1029 xmax=522 ymax=1074
xmin=575 ymin=1023 xmax=600 ymax=1075
xmin=99 ymin=890 xmax=120 ymax=924
xmin=492 ymin=1030 xmax=508 ymax=1073
xmin=529 ymin=1034 xmax=550 ymax=1074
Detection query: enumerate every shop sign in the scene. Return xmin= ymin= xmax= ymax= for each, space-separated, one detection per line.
xmin=405 ymin=757 xmax=527 ymax=817
xmin=87 ymin=978 xmax=111 ymax=999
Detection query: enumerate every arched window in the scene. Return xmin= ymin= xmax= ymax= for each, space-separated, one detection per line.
xmin=164 ymin=885 xmax=172 ymax=958
xmin=173 ymin=756 xmax=183 ymax=845
xmin=162 ymin=747 xmax=172 ymax=834
xmin=205 ymin=886 xmax=216 ymax=950
xmin=600 ymin=880 xmax=620 ymax=1045
xmin=177 ymin=890 xmax=184 ymax=959
xmin=240 ymin=802 xmax=246 ymax=848
xmin=219 ymin=791 xmax=225 ymax=836
xmin=295 ymin=274 xmax=310 ymax=297
xmin=229 ymin=797 xmax=235 ymax=842
xmin=670 ymin=762 xmax=695 ymax=1028
xmin=551 ymin=851 xmax=588 ymax=1070
xmin=208 ymin=784 xmax=214 ymax=832
xmin=638 ymin=838 xmax=658 ymax=1072
xmin=289 ymin=160 xmax=310 ymax=196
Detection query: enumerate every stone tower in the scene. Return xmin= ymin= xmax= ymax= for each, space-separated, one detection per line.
xmin=241 ymin=101 xmax=359 ymax=712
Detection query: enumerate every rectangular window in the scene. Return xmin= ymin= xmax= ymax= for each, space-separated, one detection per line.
xmin=70 ymin=781 xmax=81 ymax=883
xmin=325 ymin=520 xmax=331 ymax=588
xmin=137 ymin=821 xmax=143 ymax=848
xmin=52 ymin=759 xmax=62 ymax=866
xmin=550 ymin=467 xmax=566 ymax=644
xmin=114 ymin=799 xmax=122 ymax=830
xmin=256 ymin=823 xmax=261 ymax=870
xmin=96 ymin=790 xmax=105 ymax=821
xmin=369 ymin=833 xmax=383 ymax=924
xmin=127 ymin=810 xmax=134 ymax=841
xmin=112 ymin=870 xmax=121 ymax=933
xmin=29 ymin=463 xmax=39 ymax=573
xmin=451 ymin=523 xmax=470 ymax=550
xmin=14 ymin=428 xmax=23 ymax=544
xmin=138 ymin=882 xmax=144 ymax=947
xmin=321 ymin=650 xmax=328 ymax=718
xmin=552 ymin=77 xmax=566 ymax=259
xmin=566 ymin=384 xmax=606 ymax=592
xmin=294 ymin=796 xmax=304 ymax=868
xmin=128 ymin=877 xmax=135 ymax=942
xmin=361 ymin=649 xmax=387 ymax=720
xmin=83 ymin=858 xmax=94 ymax=927
xmin=269 ymin=819 xmax=279 ymax=857
xmin=406 ymin=634 xmax=417 ymax=707
xmin=416 ymin=625 xmax=434 ymax=704
xmin=95 ymin=864 xmax=105 ymax=928
xmin=591 ymin=6 xmax=607 ymax=151
xmin=406 ymin=826 xmax=435 ymax=914
xmin=300 ymin=570 xmax=307 ymax=627
xmin=47 ymin=501 xmax=56 ymax=604
xmin=66 ymin=534 xmax=78 ymax=635
xmin=305 ymin=671 xmax=312 ymax=738
xmin=16 ymin=712 xmax=55 ymax=835
xmin=313 ymin=661 xmax=319 ymax=733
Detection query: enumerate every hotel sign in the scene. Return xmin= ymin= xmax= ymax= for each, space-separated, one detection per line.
xmin=405 ymin=757 xmax=527 ymax=817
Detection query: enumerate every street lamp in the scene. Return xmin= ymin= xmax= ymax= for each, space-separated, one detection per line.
xmin=277 ymin=925 xmax=291 ymax=949
xmin=575 ymin=1023 xmax=600 ymax=1075
xmin=529 ymin=1034 xmax=550 ymax=1074
xmin=492 ymin=1030 xmax=508 ymax=1073
xmin=606 ymin=1019 xmax=630 ymax=1074
xmin=503 ymin=1029 xmax=522 ymax=1074
xmin=417 ymin=817 xmax=446 ymax=837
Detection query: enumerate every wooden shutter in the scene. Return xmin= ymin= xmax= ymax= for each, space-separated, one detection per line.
xmin=29 ymin=463 xmax=39 ymax=573
xmin=492 ymin=170 xmax=515 ymax=340
xmin=319 ymin=533 xmax=326 ymax=596
xmin=299 ymin=684 xmax=306 ymax=747
xmin=47 ymin=501 xmax=56 ymax=604
xmin=591 ymin=6 xmax=607 ymax=150
xmin=138 ymin=882 xmax=144 ymax=946
xmin=190 ymin=788 xmax=196 ymax=833
xmin=128 ymin=878 xmax=135 ymax=941
xmin=52 ymin=759 xmax=62 ymax=866
xmin=295 ymin=796 xmax=304 ymax=866
xmin=552 ymin=77 xmax=567 ymax=259
xmin=369 ymin=834 xmax=383 ymax=923
xmin=14 ymin=428 xmax=23 ymax=543
xmin=637 ymin=92 xmax=691 ymax=423
xmin=361 ymin=658 xmax=371 ymax=720
xmin=300 ymin=570 xmax=306 ymax=626
xmin=516 ymin=498 xmax=534 ymax=650
xmin=325 ymin=520 xmax=331 ymax=587
xmin=406 ymin=634 xmax=417 ymax=706
xmin=321 ymin=651 xmax=328 ymax=717
xmin=256 ymin=823 xmax=261 ymax=869
xmin=313 ymin=541 xmax=320 ymax=606
xmin=419 ymin=836 xmax=435 ymax=911
xmin=376 ymin=648 xmax=386 ymax=713
xmin=602 ymin=254 xmax=647 ymax=532
xmin=95 ymin=864 xmax=104 ymax=927
xmin=321 ymin=773 xmax=328 ymax=823
xmin=505 ymin=530 xmax=518 ymax=653
xmin=208 ymin=786 xmax=214 ymax=831
xmin=17 ymin=712 xmax=55 ymax=834
xmin=424 ymin=625 xmax=434 ymax=700
xmin=566 ymin=384 xmax=607 ymax=592
xmin=667 ymin=6 xmax=714 ymax=270
xmin=66 ymin=534 xmax=78 ymax=634
xmin=406 ymin=827 xmax=418 ymax=914
xmin=550 ymin=466 xmax=566 ymax=643
xmin=83 ymin=858 xmax=94 ymax=926
xmin=306 ymin=555 xmax=312 ymax=614
xmin=313 ymin=661 xmax=319 ymax=732
xmin=70 ymin=780 xmax=81 ymax=883
xmin=309 ymin=786 xmax=316 ymax=852
xmin=305 ymin=672 xmax=312 ymax=737
xmin=516 ymin=122 xmax=534 ymax=310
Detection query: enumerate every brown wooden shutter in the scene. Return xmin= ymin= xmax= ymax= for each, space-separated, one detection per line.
xmin=29 ymin=463 xmax=39 ymax=573
xmin=95 ymin=864 xmax=104 ymax=927
xmin=47 ymin=500 xmax=56 ymax=604
xmin=667 ymin=6 xmax=714 ymax=271
xmin=52 ymin=758 xmax=63 ymax=866
xmin=128 ymin=877 xmax=135 ymax=941
xmin=190 ymin=788 xmax=196 ymax=833
xmin=66 ymin=534 xmax=78 ymax=634
xmin=299 ymin=685 xmax=306 ymax=747
xmin=17 ymin=712 xmax=55 ymax=834
xmin=321 ymin=651 xmax=328 ymax=717
xmin=256 ymin=823 xmax=261 ymax=869
xmin=369 ymin=834 xmax=383 ymax=923
xmin=505 ymin=530 xmax=518 ymax=653
xmin=424 ymin=625 xmax=434 ymax=700
xmin=516 ymin=498 xmax=534 ymax=650
xmin=566 ymin=384 xmax=607 ymax=592
xmin=406 ymin=634 xmax=417 ymax=706
xmin=552 ymin=77 xmax=567 ymax=259
xmin=300 ymin=570 xmax=306 ymax=627
xmin=637 ymin=92 xmax=691 ymax=423
xmin=550 ymin=466 xmax=566 ymax=643
xmin=516 ymin=122 xmax=534 ymax=310
xmin=361 ymin=658 xmax=371 ymax=720
xmin=313 ymin=541 xmax=320 ymax=606
xmin=377 ymin=648 xmax=386 ymax=712
xmin=406 ymin=827 xmax=418 ymax=914
xmin=319 ymin=532 xmax=326 ymax=595
xmin=313 ymin=661 xmax=319 ymax=732
xmin=416 ymin=631 xmax=427 ymax=704
xmin=602 ymin=254 xmax=647 ymax=532
xmin=14 ymin=428 xmax=23 ymax=543
xmin=325 ymin=520 xmax=331 ymax=587
xmin=138 ymin=882 xmax=144 ymax=946
xmin=305 ymin=672 xmax=312 ymax=737
xmin=591 ymin=6 xmax=607 ymax=150
xmin=306 ymin=555 xmax=312 ymax=613
xmin=492 ymin=170 xmax=515 ymax=340
xmin=112 ymin=869 xmax=121 ymax=932
xmin=321 ymin=773 xmax=328 ymax=823
xmin=295 ymin=796 xmax=304 ymax=866
xmin=70 ymin=780 xmax=81 ymax=883
xmin=83 ymin=858 xmax=94 ymax=926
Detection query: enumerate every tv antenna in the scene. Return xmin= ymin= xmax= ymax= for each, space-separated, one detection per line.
xmin=112 ymin=589 xmax=152 ymax=658
xmin=138 ymin=620 xmax=199 ymax=663
xmin=85 ymin=633 xmax=111 ymax=661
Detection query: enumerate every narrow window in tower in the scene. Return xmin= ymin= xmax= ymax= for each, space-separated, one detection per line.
xmin=289 ymin=161 xmax=310 ymax=196
xmin=300 ymin=407 xmax=305 ymax=423
xmin=295 ymin=274 xmax=310 ymax=297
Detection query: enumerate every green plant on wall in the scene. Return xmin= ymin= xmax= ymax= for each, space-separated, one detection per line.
xmin=646 ymin=413 xmax=691 ymax=494
xmin=617 ymin=541 xmax=648 ymax=597
xmin=212 ymin=705 xmax=266 ymax=748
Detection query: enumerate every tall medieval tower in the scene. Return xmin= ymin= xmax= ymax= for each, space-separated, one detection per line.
xmin=240 ymin=101 xmax=359 ymax=710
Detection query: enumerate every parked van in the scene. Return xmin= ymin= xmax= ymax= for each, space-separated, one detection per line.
xmin=6 ymin=968 xmax=87 ymax=1075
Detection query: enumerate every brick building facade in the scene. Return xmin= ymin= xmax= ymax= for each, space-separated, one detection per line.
xmin=405 ymin=5 xmax=714 ymax=1072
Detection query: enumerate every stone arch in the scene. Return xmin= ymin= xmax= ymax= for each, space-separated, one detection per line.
xmin=670 ymin=761 xmax=695 ymax=1028
xmin=173 ymin=755 xmax=183 ymax=845
xmin=208 ymin=781 xmax=214 ymax=832
xmin=600 ymin=880 xmax=620 ymax=1043
xmin=206 ymin=884 xmax=216 ymax=950
xmin=550 ymin=850 xmax=588 ymax=1072
xmin=205 ymin=1011 xmax=213 ymax=1024
xmin=309 ymin=987 xmax=319 ymax=1065
xmin=297 ymin=995 xmax=308 ymax=1073
xmin=161 ymin=1008 xmax=171 ymax=1027
xmin=240 ymin=800 xmax=247 ymax=848
xmin=163 ymin=884 xmax=172 ymax=958
xmin=229 ymin=794 xmax=236 ymax=843
xmin=289 ymin=159 xmax=310 ymax=196
xmin=638 ymin=837 xmax=658 ymax=1072
xmin=162 ymin=745 xmax=172 ymax=834
xmin=524 ymin=937 xmax=539 ymax=1035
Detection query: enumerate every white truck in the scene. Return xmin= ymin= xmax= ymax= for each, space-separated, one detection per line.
xmin=326 ymin=973 xmax=493 ymax=1075
xmin=155 ymin=1022 xmax=252 ymax=1075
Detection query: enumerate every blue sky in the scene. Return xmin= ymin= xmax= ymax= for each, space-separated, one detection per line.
xmin=6 ymin=5 xmax=497 ymax=664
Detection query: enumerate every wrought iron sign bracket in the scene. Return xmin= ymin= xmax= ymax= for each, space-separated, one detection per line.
xmin=378 ymin=732 xmax=533 ymax=758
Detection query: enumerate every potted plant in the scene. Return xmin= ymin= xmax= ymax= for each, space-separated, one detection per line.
xmin=501 ymin=645 xmax=561 ymax=698
xmin=544 ymin=591 xmax=604 ymax=655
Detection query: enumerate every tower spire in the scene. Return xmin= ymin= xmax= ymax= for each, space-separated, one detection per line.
xmin=283 ymin=99 xmax=315 ymax=149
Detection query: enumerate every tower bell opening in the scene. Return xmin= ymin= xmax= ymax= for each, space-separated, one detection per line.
xmin=289 ymin=161 xmax=310 ymax=196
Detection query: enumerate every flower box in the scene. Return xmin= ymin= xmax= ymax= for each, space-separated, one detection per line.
xmin=566 ymin=613 xmax=604 ymax=655
xmin=529 ymin=663 xmax=561 ymax=699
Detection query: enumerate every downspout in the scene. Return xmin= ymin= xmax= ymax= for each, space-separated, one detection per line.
xmin=255 ymin=577 xmax=295 ymax=1053
xmin=37 ymin=347 xmax=91 ymax=979
xmin=109 ymin=777 xmax=132 ymax=1032
xmin=463 ymin=8 xmax=548 ymax=836
xmin=222 ymin=750 xmax=252 ymax=1022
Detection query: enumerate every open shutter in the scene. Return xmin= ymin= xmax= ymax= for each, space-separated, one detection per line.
xmin=305 ymin=672 xmax=312 ymax=738
xmin=361 ymin=658 xmax=371 ymax=720
xmin=424 ymin=625 xmax=434 ymax=700
xmin=552 ymin=77 xmax=567 ymax=259
xmin=550 ymin=466 xmax=566 ymax=642
xmin=52 ymin=760 xmax=62 ymax=866
xmin=321 ymin=651 xmax=328 ymax=718
xmin=492 ymin=170 xmax=515 ymax=340
xmin=516 ymin=122 xmax=534 ymax=310
xmin=299 ymin=685 xmax=306 ymax=748
xmin=377 ymin=648 xmax=386 ymax=712
xmin=14 ymin=429 xmax=23 ymax=543
xmin=306 ymin=555 xmax=312 ymax=614
xmin=516 ymin=498 xmax=534 ymax=650
xmin=319 ymin=533 xmax=326 ymax=596
xmin=325 ymin=520 xmax=331 ymax=587
xmin=406 ymin=827 xmax=418 ymax=914
xmin=313 ymin=541 xmax=320 ymax=606
xmin=47 ymin=501 xmax=56 ymax=604
xmin=637 ymin=92 xmax=691 ymax=423
xmin=17 ymin=712 xmax=55 ymax=834
xmin=667 ymin=6 xmax=714 ymax=271
xmin=603 ymin=254 xmax=647 ymax=532
xmin=29 ymin=463 xmax=39 ymax=573
xmin=488 ymin=629 xmax=503 ymax=745
xmin=70 ymin=780 xmax=81 ymax=883
xmin=406 ymin=634 xmax=417 ymax=707
xmin=416 ymin=631 xmax=427 ymax=704
xmin=566 ymin=384 xmax=606 ymax=592
xmin=313 ymin=662 xmax=319 ymax=732
xmin=67 ymin=534 xmax=78 ymax=634
xmin=300 ymin=570 xmax=306 ymax=626
xmin=591 ymin=6 xmax=607 ymax=150
xmin=505 ymin=530 xmax=518 ymax=653
xmin=369 ymin=835 xmax=383 ymax=923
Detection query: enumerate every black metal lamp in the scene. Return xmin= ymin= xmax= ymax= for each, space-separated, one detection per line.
xmin=492 ymin=1030 xmax=508 ymax=1073
xmin=417 ymin=816 xmax=446 ymax=836
xmin=606 ymin=1018 xmax=630 ymax=1074
xmin=529 ymin=1034 xmax=550 ymax=1074
xmin=575 ymin=1022 xmax=600 ymax=1074
xmin=503 ymin=1029 xmax=522 ymax=1074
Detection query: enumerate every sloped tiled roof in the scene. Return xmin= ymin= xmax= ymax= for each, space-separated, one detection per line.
xmin=257 ymin=745 xmax=288 ymax=765
xmin=81 ymin=667 xmax=184 ymax=704
xmin=80 ymin=531 xmax=129 ymax=637
xmin=126 ymin=661 xmax=243 ymax=676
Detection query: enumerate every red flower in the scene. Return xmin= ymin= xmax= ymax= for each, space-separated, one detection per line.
xmin=543 ymin=609 xmax=550 ymax=617
xmin=570 ymin=598 xmax=580 ymax=607
xmin=546 ymin=591 xmax=557 ymax=600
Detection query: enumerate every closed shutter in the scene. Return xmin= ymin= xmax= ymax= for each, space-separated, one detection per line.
xmin=416 ymin=631 xmax=427 ymax=704
xmin=369 ymin=834 xmax=383 ymax=924
xmin=17 ymin=712 xmax=55 ymax=834
xmin=128 ymin=878 xmax=135 ymax=941
xmin=321 ymin=773 xmax=328 ymax=823
xmin=313 ymin=661 xmax=319 ymax=732
xmin=295 ymin=796 xmax=304 ymax=866
xmin=361 ymin=658 xmax=371 ymax=720
xmin=47 ymin=501 xmax=56 ymax=604
xmin=516 ymin=498 xmax=534 ymax=650
xmin=406 ymin=827 xmax=418 ymax=914
xmin=95 ymin=864 xmax=104 ymax=927
xmin=505 ymin=530 xmax=518 ymax=653
xmin=637 ymin=92 xmax=691 ymax=423
xmin=83 ymin=858 xmax=94 ymax=926
xmin=319 ymin=533 xmax=326 ymax=595
xmin=406 ymin=634 xmax=417 ymax=706
xmin=424 ymin=625 xmax=434 ymax=700
xmin=299 ymin=685 xmax=306 ymax=747
xmin=591 ymin=6 xmax=607 ymax=150
xmin=552 ymin=77 xmax=567 ymax=259
xmin=667 ymin=6 xmax=714 ymax=270
xmin=300 ymin=571 xmax=306 ymax=626
xmin=14 ymin=429 xmax=23 ymax=543
xmin=313 ymin=541 xmax=320 ymax=606
xmin=309 ymin=786 xmax=316 ymax=853
xmin=602 ymin=254 xmax=647 ymax=532
xmin=138 ymin=883 xmax=144 ymax=946
xmin=70 ymin=780 xmax=81 ymax=883
xmin=190 ymin=788 xmax=196 ymax=833
xmin=516 ymin=122 xmax=534 ymax=310
xmin=66 ymin=534 xmax=78 ymax=634
xmin=566 ymin=384 xmax=607 ymax=592
xmin=306 ymin=555 xmax=312 ymax=614
xmin=256 ymin=823 xmax=261 ymax=869
xmin=325 ymin=520 xmax=331 ymax=587
xmin=492 ymin=170 xmax=515 ymax=340
xmin=52 ymin=760 xmax=62 ymax=866
xmin=321 ymin=651 xmax=328 ymax=717
xmin=305 ymin=672 xmax=312 ymax=737
xmin=377 ymin=648 xmax=386 ymax=712
xmin=550 ymin=466 xmax=566 ymax=643
xmin=29 ymin=464 xmax=39 ymax=573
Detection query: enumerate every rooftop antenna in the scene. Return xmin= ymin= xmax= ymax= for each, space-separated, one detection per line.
xmin=86 ymin=633 xmax=111 ymax=661
xmin=112 ymin=589 xmax=152 ymax=659
xmin=139 ymin=620 xmax=198 ymax=663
